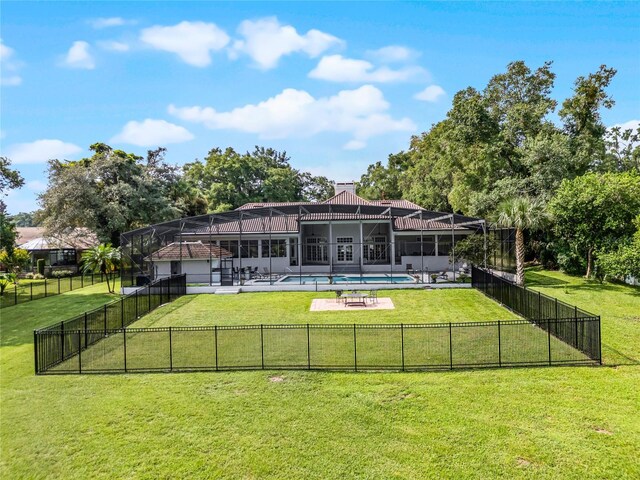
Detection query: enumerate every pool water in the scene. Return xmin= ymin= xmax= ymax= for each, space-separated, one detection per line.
xmin=277 ymin=274 xmax=416 ymax=284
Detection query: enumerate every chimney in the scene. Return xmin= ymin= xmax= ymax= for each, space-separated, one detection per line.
xmin=335 ymin=182 xmax=356 ymax=195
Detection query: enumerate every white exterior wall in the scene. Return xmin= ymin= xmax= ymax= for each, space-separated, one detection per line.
xmin=154 ymin=259 xmax=220 ymax=284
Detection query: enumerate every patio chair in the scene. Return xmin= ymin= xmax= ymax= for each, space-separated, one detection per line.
xmin=368 ymin=289 xmax=378 ymax=304
xmin=335 ymin=289 xmax=344 ymax=303
xmin=406 ymin=263 xmax=414 ymax=274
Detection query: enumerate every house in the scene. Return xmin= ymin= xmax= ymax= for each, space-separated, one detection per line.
xmin=17 ymin=227 xmax=99 ymax=274
xmin=122 ymin=182 xmax=486 ymax=286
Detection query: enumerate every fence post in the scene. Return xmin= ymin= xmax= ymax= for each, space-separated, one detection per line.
xmin=260 ymin=324 xmax=265 ymax=369
xmin=214 ymin=325 xmax=218 ymax=371
xmin=91 ymin=273 xmax=94 ymax=285
xmin=306 ymin=323 xmax=311 ymax=370
xmin=14 ymin=284 xmax=17 ymax=305
xmin=449 ymin=322 xmax=453 ymax=369
xmin=554 ymin=298 xmax=558 ymax=336
xmin=70 ymin=275 xmax=73 ymax=292
xmin=77 ymin=330 xmax=82 ymax=374
xmin=123 ymin=329 xmax=127 ymax=372
xmin=169 ymin=327 xmax=173 ymax=371
xmin=400 ymin=323 xmax=405 ymax=371
xmin=34 ymin=331 xmax=39 ymax=374
xmin=574 ymin=306 xmax=579 ymax=348
xmin=58 ymin=277 xmax=61 ymax=295
xmin=497 ymin=321 xmax=502 ymax=367
xmin=84 ymin=312 xmax=88 ymax=348
xmin=598 ymin=316 xmax=602 ymax=365
xmin=538 ymin=291 xmax=542 ymax=321
xmin=135 ymin=289 xmax=139 ymax=318
xmin=44 ymin=278 xmax=47 ymax=297
xmin=81 ymin=274 xmax=84 ymax=289
xmin=60 ymin=321 xmax=65 ymax=362
xmin=30 ymin=282 xmax=33 ymax=301
xmin=121 ymin=298 xmax=125 ymax=328
xmin=104 ymin=304 xmax=107 ymax=336
xmin=353 ymin=324 xmax=357 ymax=372
xmin=148 ymin=284 xmax=151 ymax=312
xmin=547 ymin=319 xmax=552 ymax=365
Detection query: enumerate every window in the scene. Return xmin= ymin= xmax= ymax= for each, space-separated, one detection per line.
xmin=305 ymin=237 xmax=327 ymax=263
xmin=240 ymin=240 xmax=258 ymax=258
xmin=219 ymin=240 xmax=239 ymax=258
xmin=395 ymin=236 xmax=435 ymax=256
xmin=364 ymin=236 xmax=388 ymax=261
xmin=49 ymin=249 xmax=77 ymax=266
xmin=336 ymin=237 xmax=353 ymax=243
xmin=262 ymin=239 xmax=287 ymax=258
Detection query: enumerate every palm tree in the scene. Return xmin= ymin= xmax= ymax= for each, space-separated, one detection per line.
xmin=496 ymin=197 xmax=547 ymax=286
xmin=81 ymin=244 xmax=121 ymax=293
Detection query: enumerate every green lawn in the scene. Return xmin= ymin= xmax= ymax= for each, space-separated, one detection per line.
xmin=1 ymin=273 xmax=639 ymax=479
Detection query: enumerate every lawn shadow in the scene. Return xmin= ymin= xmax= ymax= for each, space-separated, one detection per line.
xmin=602 ymin=343 xmax=640 ymax=367
xmin=0 ymin=291 xmax=119 ymax=347
xmin=524 ymin=271 xmax=569 ymax=287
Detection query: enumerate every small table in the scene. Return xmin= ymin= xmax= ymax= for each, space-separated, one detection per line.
xmin=341 ymin=292 xmax=369 ymax=306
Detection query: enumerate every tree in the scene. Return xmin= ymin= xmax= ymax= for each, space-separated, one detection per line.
xmin=0 ymin=273 xmax=17 ymax=296
xmin=450 ymin=233 xmax=497 ymax=267
xmin=357 ymin=152 xmax=411 ymax=200
xmin=81 ymin=243 xmax=121 ymax=293
xmin=559 ymin=65 xmax=617 ymax=172
xmin=549 ymin=172 xmax=640 ymax=277
xmin=0 ymin=248 xmax=30 ymax=272
xmin=496 ymin=197 xmax=547 ymax=285
xmin=9 ymin=211 xmax=41 ymax=227
xmin=603 ymin=125 xmax=640 ymax=173
xmin=39 ymin=143 xmax=182 ymax=245
xmin=596 ymin=215 xmax=640 ymax=282
xmin=183 ymin=146 xmax=334 ymax=211
xmin=0 ymin=156 xmax=25 ymax=219
xmin=0 ymin=212 xmax=18 ymax=256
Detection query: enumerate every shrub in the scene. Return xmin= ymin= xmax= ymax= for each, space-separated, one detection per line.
xmin=51 ymin=270 xmax=74 ymax=278
xmin=24 ymin=272 xmax=35 ymax=279
xmin=36 ymin=259 xmax=45 ymax=276
xmin=33 ymin=273 xmax=45 ymax=280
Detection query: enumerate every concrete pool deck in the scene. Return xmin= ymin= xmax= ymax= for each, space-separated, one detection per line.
xmin=310 ymin=298 xmax=395 ymax=311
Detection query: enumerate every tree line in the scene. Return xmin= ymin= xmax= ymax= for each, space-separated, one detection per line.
xmin=357 ymin=61 xmax=639 ymax=283
xmin=1 ymin=145 xmax=334 ymax=249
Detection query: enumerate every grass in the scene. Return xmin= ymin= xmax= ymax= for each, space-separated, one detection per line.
xmin=49 ymin=289 xmax=585 ymax=372
xmin=1 ymin=273 xmax=639 ymax=479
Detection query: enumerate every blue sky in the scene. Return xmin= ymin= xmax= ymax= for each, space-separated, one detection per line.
xmin=2 ymin=1 xmax=639 ymax=214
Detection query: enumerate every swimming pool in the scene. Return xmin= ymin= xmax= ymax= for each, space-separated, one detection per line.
xmin=276 ymin=274 xmax=417 ymax=284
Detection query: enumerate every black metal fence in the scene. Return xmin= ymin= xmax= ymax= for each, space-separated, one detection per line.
xmin=34 ymin=275 xmax=186 ymax=374
xmin=0 ymin=272 xmax=114 ymax=309
xmin=35 ymin=318 xmax=598 ymax=374
xmin=471 ymin=266 xmax=601 ymax=363
xmin=33 ymin=268 xmax=601 ymax=374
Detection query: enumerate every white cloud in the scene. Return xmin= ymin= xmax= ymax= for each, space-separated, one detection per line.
xmin=90 ymin=17 xmax=135 ymax=29
xmin=343 ymin=140 xmax=367 ymax=150
xmin=309 ymin=55 xmax=425 ymax=83
xmin=140 ymin=21 xmax=229 ymax=67
xmin=4 ymin=139 xmax=83 ymax=164
xmin=414 ymin=85 xmax=446 ymax=102
xmin=231 ymin=17 xmax=343 ymax=69
xmin=1 ymin=39 xmax=23 ymax=86
xmin=367 ymin=45 xmax=417 ymax=63
xmin=111 ymin=119 xmax=194 ymax=147
xmin=26 ymin=180 xmax=48 ymax=192
xmin=609 ymin=119 xmax=640 ymax=132
xmin=98 ymin=40 xmax=130 ymax=52
xmin=62 ymin=41 xmax=95 ymax=69
xmin=169 ymin=85 xmax=415 ymax=149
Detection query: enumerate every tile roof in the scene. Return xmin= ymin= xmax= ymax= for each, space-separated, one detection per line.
xmin=147 ymin=241 xmax=232 ymax=261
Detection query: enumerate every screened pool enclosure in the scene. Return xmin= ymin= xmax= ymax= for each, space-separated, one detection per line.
xmin=120 ymin=203 xmax=505 ymax=288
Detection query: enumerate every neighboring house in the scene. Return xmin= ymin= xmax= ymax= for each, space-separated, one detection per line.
xmin=17 ymin=227 xmax=99 ymax=274
xmin=123 ymin=182 xmax=486 ymax=286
